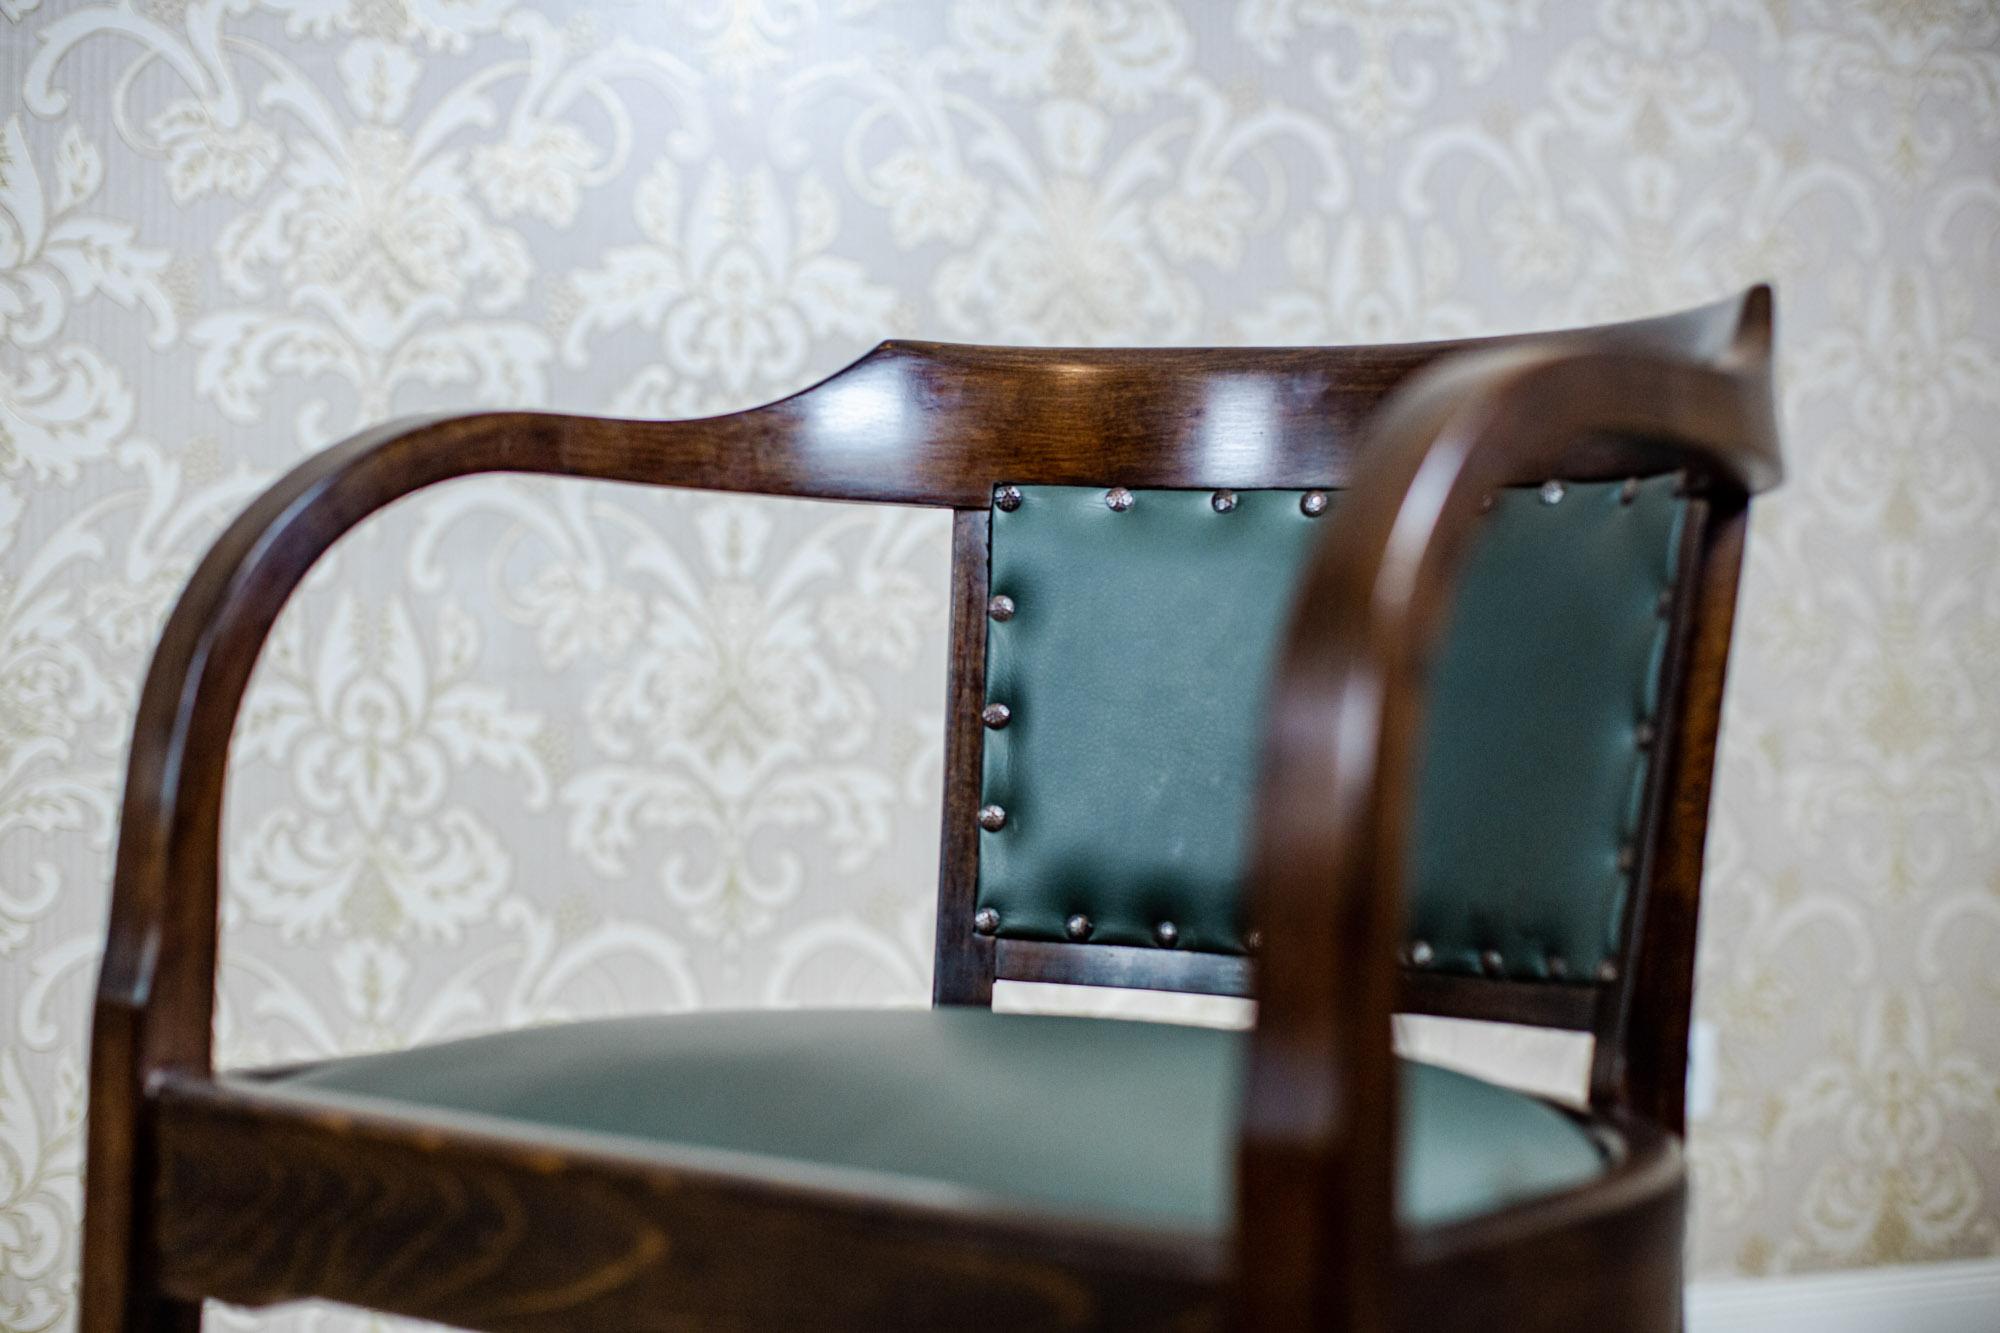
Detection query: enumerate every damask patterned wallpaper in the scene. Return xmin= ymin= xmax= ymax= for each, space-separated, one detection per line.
xmin=2 ymin=1 xmax=1998 ymax=1327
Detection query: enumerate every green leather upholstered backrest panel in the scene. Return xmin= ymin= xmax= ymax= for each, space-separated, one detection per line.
xmin=977 ymin=479 xmax=1684 ymax=981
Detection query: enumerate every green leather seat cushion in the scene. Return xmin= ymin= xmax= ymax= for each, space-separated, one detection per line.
xmin=273 ymin=1009 xmax=1606 ymax=1231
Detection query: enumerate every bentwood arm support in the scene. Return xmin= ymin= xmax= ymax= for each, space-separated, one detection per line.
xmin=85 ymin=402 xmax=936 ymax=1330
xmin=1234 ymin=296 xmax=1780 ymax=1332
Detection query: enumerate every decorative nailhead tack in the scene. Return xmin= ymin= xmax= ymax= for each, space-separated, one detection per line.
xmin=1408 ymin=939 xmax=1435 ymax=967
xmin=1301 ymin=489 xmax=1329 ymax=517
xmin=977 ymin=804 xmax=1007 ymax=831
xmin=1596 ymin=959 xmax=1621 ymax=983
xmin=1540 ymin=479 xmax=1566 ymax=505
xmin=981 ymin=702 xmax=1011 ymax=729
xmin=973 ymin=907 xmax=1000 ymax=935
xmin=1066 ymin=913 xmax=1094 ymax=941
xmin=1154 ymin=921 xmax=1180 ymax=948
xmin=1635 ymin=720 xmax=1657 ymax=749
xmin=1105 ymin=486 xmax=1134 ymax=511
xmin=1245 ymin=928 xmax=1264 ymax=954
xmin=1478 ymin=492 xmax=1496 ymax=514
xmin=1618 ymin=843 xmax=1638 ymax=874
xmin=987 ymin=594 xmax=1015 ymax=622
xmin=1656 ymin=587 xmax=1675 ymax=617
xmin=1546 ymin=953 xmax=1570 ymax=980
xmin=1211 ymin=489 xmax=1237 ymax=513
xmin=995 ymin=484 xmax=1022 ymax=512
xmin=1620 ymin=477 xmax=1641 ymax=505
xmin=1480 ymin=948 xmax=1506 ymax=977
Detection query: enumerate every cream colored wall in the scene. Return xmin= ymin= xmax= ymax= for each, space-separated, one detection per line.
xmin=3 ymin=2 xmax=1998 ymax=1327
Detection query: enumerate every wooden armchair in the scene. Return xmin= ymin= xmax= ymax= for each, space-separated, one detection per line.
xmin=83 ymin=288 xmax=1780 ymax=1332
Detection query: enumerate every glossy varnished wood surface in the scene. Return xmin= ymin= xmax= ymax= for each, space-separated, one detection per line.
xmin=1606 ymin=494 xmax=1752 ymax=1132
xmin=152 ymin=1073 xmax=1223 ymax=1332
xmin=933 ymin=510 xmax=996 ymax=1008
xmin=991 ymin=941 xmax=1601 ymax=1031
xmin=1399 ymin=1112 xmax=1686 ymax=1332
xmin=1235 ymin=289 xmax=1777 ymax=1328
xmin=148 ymin=1071 xmax=1684 ymax=1333
xmin=995 ymin=939 xmax=1254 ymax=997
xmin=1397 ymin=972 xmax=1599 ymax=1031
xmin=85 ymin=288 xmax=1779 ymax=1332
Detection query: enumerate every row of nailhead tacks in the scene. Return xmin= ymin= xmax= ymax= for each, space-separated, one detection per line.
xmin=1405 ymin=940 xmax=1623 ymax=984
xmin=976 ymin=479 xmax=1663 ymax=978
xmin=991 ymin=476 xmax=1649 ymax=518
xmin=990 ymin=483 xmax=1330 ymax=516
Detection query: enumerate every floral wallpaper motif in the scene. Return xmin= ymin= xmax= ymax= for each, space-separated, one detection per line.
xmin=1 ymin=1 xmax=1997 ymax=1327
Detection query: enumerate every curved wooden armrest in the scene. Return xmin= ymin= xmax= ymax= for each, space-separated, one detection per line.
xmin=97 ymin=392 xmax=924 ymax=1079
xmin=1234 ymin=289 xmax=1777 ymax=1331
xmin=88 ymin=396 xmax=969 ymax=1329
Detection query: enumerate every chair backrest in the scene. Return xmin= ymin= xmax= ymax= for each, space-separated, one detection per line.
xmin=974 ymin=474 xmax=1682 ymax=974
xmin=922 ymin=289 xmax=1773 ymax=1122
xmin=94 ymin=280 xmax=1766 ymax=1141
xmin=92 ymin=283 xmax=1773 ymax=1333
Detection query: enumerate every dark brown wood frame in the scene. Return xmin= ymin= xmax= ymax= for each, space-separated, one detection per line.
xmin=83 ymin=289 xmax=1780 ymax=1332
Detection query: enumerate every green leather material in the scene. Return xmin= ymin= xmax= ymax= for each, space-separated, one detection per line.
xmin=981 ymin=480 xmax=1682 ymax=978
xmin=275 ymin=1009 xmax=1607 ymax=1230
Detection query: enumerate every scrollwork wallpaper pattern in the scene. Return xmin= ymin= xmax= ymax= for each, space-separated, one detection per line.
xmin=1 ymin=1 xmax=1997 ymax=1327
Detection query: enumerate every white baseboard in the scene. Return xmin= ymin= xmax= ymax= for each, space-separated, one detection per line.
xmin=1688 ymin=1259 xmax=2000 ymax=1332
